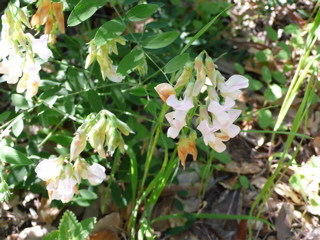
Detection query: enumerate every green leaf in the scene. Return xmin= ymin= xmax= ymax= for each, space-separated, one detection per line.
xmin=0 ymin=111 xmax=11 ymax=123
xmin=94 ymin=19 xmax=126 ymax=46
xmin=284 ymin=23 xmax=300 ymax=35
xmin=80 ymin=217 xmax=96 ymax=233
xmin=59 ymin=210 xmax=79 ymax=240
xmin=264 ymin=84 xmax=282 ymax=102
xmin=76 ymin=217 xmax=96 ymax=239
xmin=0 ymin=146 xmax=33 ymax=165
xmin=234 ymin=62 xmax=245 ymax=75
xmin=272 ymin=70 xmax=286 ymax=84
xmin=87 ymin=89 xmax=103 ymax=112
xmin=43 ymin=95 xmax=58 ymax=108
xmin=246 ymin=75 xmax=264 ymax=91
xmin=214 ymin=151 xmax=231 ymax=164
xmin=255 ymin=51 xmax=267 ymax=62
xmin=49 ymin=136 xmax=73 ymax=148
xmin=64 ymin=95 xmax=75 ymax=115
xmin=67 ymin=0 xmax=108 ymax=27
xmin=117 ymin=50 xmax=144 ymax=77
xmin=142 ymin=31 xmax=179 ymax=49
xmin=258 ymin=109 xmax=272 ymax=129
xmin=265 ymin=26 xmax=278 ymax=41
xmin=164 ymin=53 xmax=189 ymax=73
xmin=239 ymin=175 xmax=249 ymax=189
xmin=12 ymin=118 xmax=24 ymax=137
xmin=261 ymin=66 xmax=272 ymax=83
xmin=42 ymin=230 xmax=59 ymax=240
xmin=130 ymin=87 xmax=147 ymax=97
xmin=124 ymin=4 xmax=158 ymax=22
xmin=79 ymin=189 xmax=98 ymax=200
xmin=11 ymin=94 xmax=29 ymax=110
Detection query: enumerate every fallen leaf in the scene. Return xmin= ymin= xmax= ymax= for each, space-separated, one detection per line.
xmin=89 ymin=231 xmax=120 ymax=240
xmin=91 ymin=212 xmax=121 ymax=235
xmin=274 ymin=183 xmax=302 ymax=205
xmin=224 ymin=162 xmax=262 ymax=174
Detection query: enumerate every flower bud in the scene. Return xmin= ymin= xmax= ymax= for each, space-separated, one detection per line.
xmin=154 ymin=83 xmax=176 ymax=102
xmin=17 ymin=8 xmax=31 ymax=28
xmin=45 ymin=14 xmax=54 ymax=34
xmin=174 ymin=62 xmax=193 ymax=89
xmin=107 ymin=128 xmax=125 ymax=156
xmin=88 ymin=117 xmax=108 ymax=158
xmin=114 ymin=118 xmax=134 ymax=136
xmin=52 ymin=2 xmax=65 ymax=33
xmin=183 ymin=81 xmax=194 ymax=98
xmin=177 ymin=133 xmax=197 ymax=169
xmin=85 ymin=41 xmax=97 ymax=69
xmin=70 ymin=130 xmax=87 ymax=161
xmin=205 ymin=56 xmax=217 ymax=88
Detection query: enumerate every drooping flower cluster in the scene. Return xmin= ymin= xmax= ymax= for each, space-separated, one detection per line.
xmin=31 ymin=0 xmax=65 ymax=43
xmin=155 ymin=51 xmax=249 ymax=164
xmin=0 ymin=4 xmax=52 ymax=98
xmin=85 ymin=38 xmax=126 ymax=82
xmin=70 ymin=110 xmax=134 ymax=159
xmin=35 ymin=156 xmax=106 ymax=203
xmin=35 ymin=110 xmax=133 ymax=203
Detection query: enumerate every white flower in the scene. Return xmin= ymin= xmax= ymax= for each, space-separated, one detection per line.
xmin=218 ymin=75 xmax=249 ymax=100
xmin=35 ymin=158 xmax=63 ymax=181
xmin=207 ymin=97 xmax=235 ymax=115
xmin=197 ymin=119 xmax=221 ymax=145
xmin=57 ymin=177 xmax=78 ymax=203
xmin=83 ymin=163 xmax=106 ymax=185
xmin=0 ymin=56 xmax=23 ymax=84
xmin=0 ymin=40 xmax=12 ymax=59
xmin=166 ymin=95 xmax=194 ymax=111
xmin=165 ymin=111 xmax=187 ymax=139
xmin=218 ymin=109 xmax=242 ymax=138
xmin=31 ymin=34 xmax=52 ymax=60
xmin=208 ymin=133 xmax=228 ymax=153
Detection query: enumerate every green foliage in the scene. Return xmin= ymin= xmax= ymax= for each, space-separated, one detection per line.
xmin=0 ymin=146 xmax=33 ymax=165
xmin=94 ymin=19 xmax=126 ymax=46
xmin=43 ymin=210 xmax=96 ymax=240
xmin=67 ymin=0 xmax=108 ymax=26
xmin=142 ymin=32 xmax=179 ymax=49
xmin=124 ymin=4 xmax=159 ymax=22
xmin=164 ymin=54 xmax=190 ymax=73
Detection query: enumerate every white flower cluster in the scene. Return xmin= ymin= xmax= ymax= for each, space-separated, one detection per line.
xmin=155 ymin=51 xmax=249 ymax=153
xmin=0 ymin=5 xmax=52 ymax=98
xmin=35 ymin=156 xmax=106 ymax=203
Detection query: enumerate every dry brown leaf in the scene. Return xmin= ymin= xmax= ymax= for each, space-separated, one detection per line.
xmin=274 ymin=183 xmax=302 ymax=205
xmin=37 ymin=198 xmax=60 ymax=224
xmin=224 ymin=162 xmax=262 ymax=174
xmin=91 ymin=212 xmax=121 ymax=235
xmin=89 ymin=231 xmax=120 ymax=240
xmin=251 ymin=176 xmax=268 ymax=189
xmin=275 ymin=203 xmax=294 ymax=240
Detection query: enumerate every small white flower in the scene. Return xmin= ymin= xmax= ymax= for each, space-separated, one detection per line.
xmin=35 ymin=158 xmax=63 ymax=181
xmin=208 ymin=97 xmax=235 ymax=115
xmin=166 ymin=95 xmax=194 ymax=111
xmin=218 ymin=75 xmax=249 ymax=100
xmin=57 ymin=177 xmax=78 ymax=203
xmin=197 ymin=119 xmax=221 ymax=145
xmin=165 ymin=111 xmax=187 ymax=139
xmin=31 ymin=34 xmax=52 ymax=60
xmin=84 ymin=163 xmax=106 ymax=185
xmin=0 ymin=56 xmax=23 ymax=84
